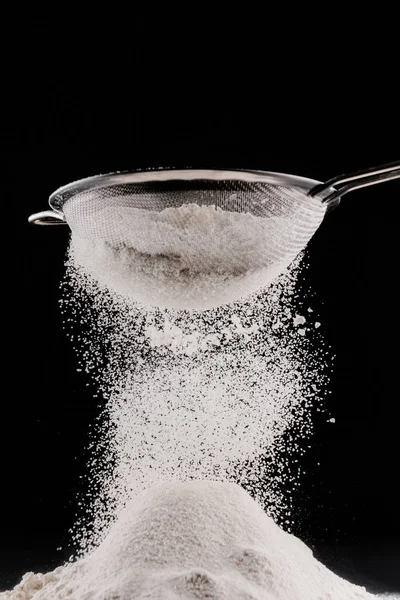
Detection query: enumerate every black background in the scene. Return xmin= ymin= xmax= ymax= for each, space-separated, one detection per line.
xmin=2 ymin=17 xmax=399 ymax=594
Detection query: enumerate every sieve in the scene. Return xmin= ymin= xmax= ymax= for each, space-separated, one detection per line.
xmin=28 ymin=162 xmax=400 ymax=309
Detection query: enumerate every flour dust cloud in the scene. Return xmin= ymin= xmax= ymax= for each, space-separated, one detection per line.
xmin=60 ymin=248 xmax=331 ymax=556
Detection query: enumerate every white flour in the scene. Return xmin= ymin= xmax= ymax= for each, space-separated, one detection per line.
xmin=66 ymin=202 xmax=324 ymax=309
xmin=0 ymin=481 xmax=380 ymax=600
xmin=4 ymin=203 xmax=392 ymax=598
xmin=60 ymin=254 xmax=331 ymax=554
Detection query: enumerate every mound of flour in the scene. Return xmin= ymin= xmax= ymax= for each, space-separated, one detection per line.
xmin=66 ymin=202 xmax=324 ymax=310
xmin=1 ymin=481 xmax=378 ymax=600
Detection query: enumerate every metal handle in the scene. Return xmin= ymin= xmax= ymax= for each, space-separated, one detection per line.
xmin=28 ymin=210 xmax=67 ymax=225
xmin=308 ymin=160 xmax=400 ymax=204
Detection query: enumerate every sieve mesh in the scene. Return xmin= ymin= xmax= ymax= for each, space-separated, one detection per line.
xmin=63 ymin=178 xmax=326 ymax=308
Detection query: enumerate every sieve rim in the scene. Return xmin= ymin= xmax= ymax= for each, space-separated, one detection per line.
xmin=48 ymin=168 xmax=335 ymax=212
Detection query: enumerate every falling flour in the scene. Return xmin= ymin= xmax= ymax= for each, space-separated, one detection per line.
xmin=58 ymin=252 xmax=333 ymax=555
xmin=1 ymin=481 xmax=385 ymax=600
xmin=65 ymin=202 xmax=324 ymax=310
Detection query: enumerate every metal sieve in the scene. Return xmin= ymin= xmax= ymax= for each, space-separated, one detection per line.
xmin=28 ymin=162 xmax=400 ymax=308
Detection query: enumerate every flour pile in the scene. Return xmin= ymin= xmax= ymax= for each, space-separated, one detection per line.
xmin=65 ymin=201 xmax=325 ymax=309
xmin=0 ymin=481 xmax=379 ymax=600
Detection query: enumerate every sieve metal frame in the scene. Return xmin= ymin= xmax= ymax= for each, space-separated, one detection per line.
xmin=27 ymin=169 xmax=336 ymax=227
xmin=48 ymin=169 xmax=336 ymax=213
xmin=29 ymin=162 xmax=399 ymax=225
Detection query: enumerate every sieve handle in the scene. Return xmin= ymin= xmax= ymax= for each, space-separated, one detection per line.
xmin=28 ymin=210 xmax=67 ymax=225
xmin=308 ymin=160 xmax=400 ymax=204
